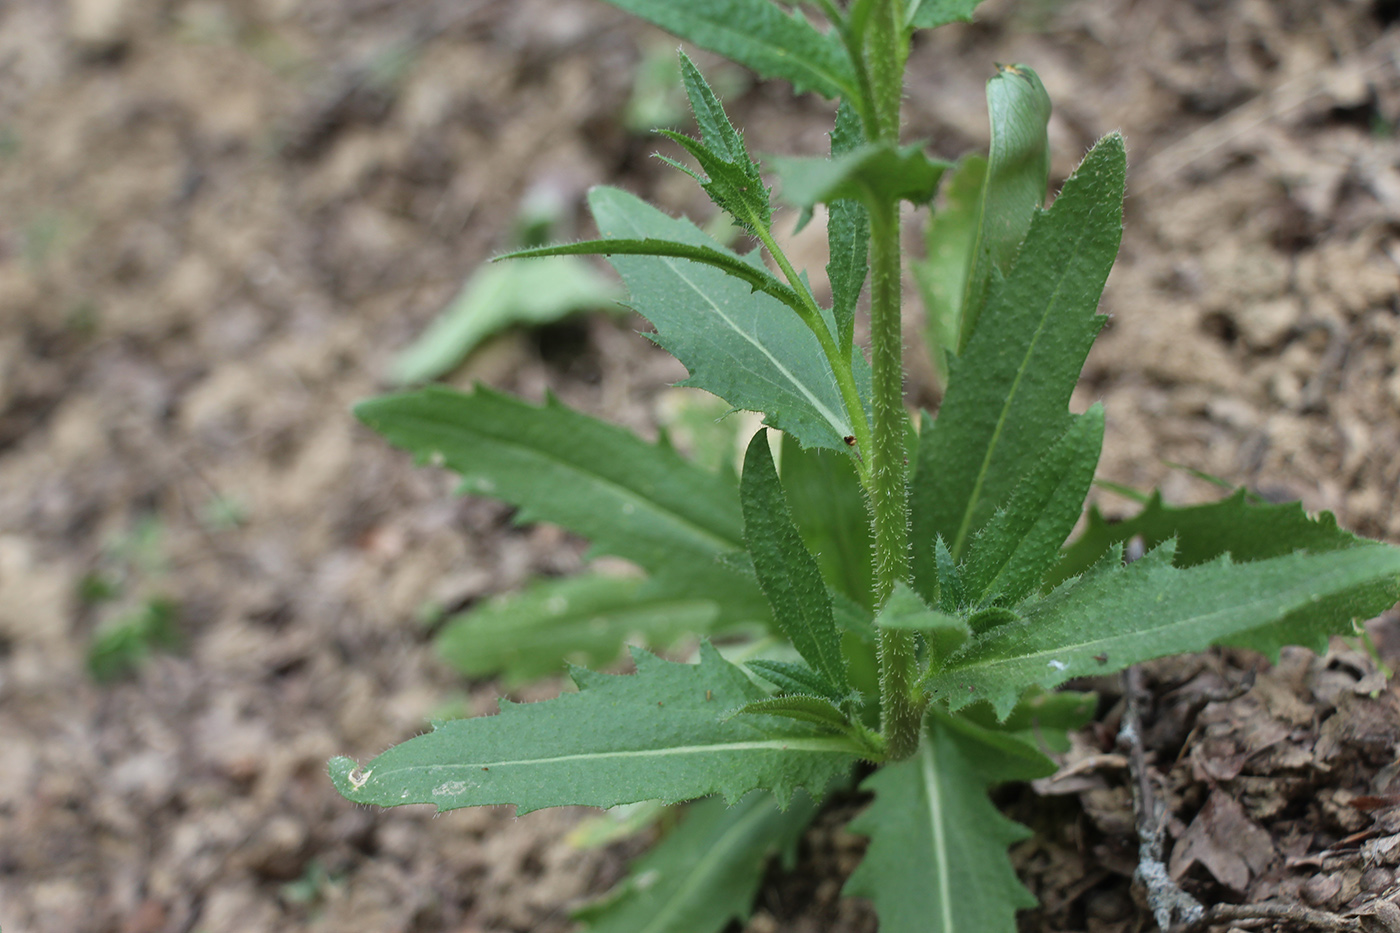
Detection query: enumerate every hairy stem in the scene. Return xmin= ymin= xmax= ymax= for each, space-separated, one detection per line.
xmin=865 ymin=0 xmax=923 ymax=761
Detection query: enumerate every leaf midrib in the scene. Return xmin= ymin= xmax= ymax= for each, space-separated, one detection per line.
xmin=950 ymin=220 xmax=1093 ymax=558
xmin=380 ymin=735 xmax=859 ymax=775
xmin=920 ymin=741 xmax=955 ymax=933
xmin=609 ymin=212 xmax=852 ymax=441
xmin=388 ymin=409 xmax=742 ymax=557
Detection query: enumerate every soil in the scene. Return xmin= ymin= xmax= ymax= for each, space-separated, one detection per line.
xmin=0 ymin=0 xmax=1398 ymax=931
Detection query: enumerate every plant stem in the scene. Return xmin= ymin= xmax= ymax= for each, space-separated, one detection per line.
xmin=865 ymin=0 xmax=924 ymax=761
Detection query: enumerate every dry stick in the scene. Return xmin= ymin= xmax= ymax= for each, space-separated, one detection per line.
xmin=1119 ymin=666 xmax=1206 ymax=930
xmin=1170 ymin=902 xmax=1363 ymax=933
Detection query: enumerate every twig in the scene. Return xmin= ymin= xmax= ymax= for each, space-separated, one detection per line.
xmin=1168 ymin=902 xmax=1363 ymax=933
xmin=1119 ymin=666 xmax=1206 ymax=930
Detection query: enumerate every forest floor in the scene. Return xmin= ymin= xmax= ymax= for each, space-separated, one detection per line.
xmin=1 ymin=0 xmax=1399 ymax=931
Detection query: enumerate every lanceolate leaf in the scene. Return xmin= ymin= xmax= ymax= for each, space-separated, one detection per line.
xmin=910 ymin=133 xmax=1124 ymax=601
xmin=727 ymin=694 xmax=853 ymax=733
xmin=962 ymin=405 xmax=1104 ymax=607
xmin=741 ymin=431 xmax=850 ymax=693
xmin=826 ymin=100 xmax=869 ymax=350
xmin=928 ymin=541 xmax=1400 ymax=717
xmin=745 ymin=658 xmax=847 ymax=704
xmin=356 ymin=386 xmax=766 ymax=621
xmin=329 ymin=643 xmax=862 ymax=814
xmin=913 ymin=154 xmax=984 ymax=371
xmin=845 ymin=718 xmax=1036 ymax=933
xmin=773 ymin=143 xmax=952 ymax=209
xmin=906 ymin=0 xmax=986 ymax=29
xmin=780 ymin=432 xmax=873 ymax=610
xmin=599 ymin=0 xmax=858 ymax=100
xmin=589 ymin=185 xmax=870 ymax=451
xmin=501 ymin=239 xmax=800 ymax=310
xmin=578 ymin=791 xmax=821 ymax=933
xmin=438 ymin=574 xmax=721 ymax=686
xmin=957 ymin=64 xmax=1053 ymax=351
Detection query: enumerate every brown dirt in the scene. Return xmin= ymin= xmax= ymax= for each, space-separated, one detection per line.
xmin=0 ymin=0 xmax=1397 ymax=931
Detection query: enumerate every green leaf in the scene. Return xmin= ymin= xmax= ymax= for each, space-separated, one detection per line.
xmin=874 ymin=582 xmax=969 ymax=661
xmin=926 ymin=705 xmax=1057 ymax=783
xmin=913 ymin=154 xmax=984 ymax=372
xmin=957 ymin=688 xmax=1098 ymax=755
xmin=961 ymin=405 xmax=1104 ymax=607
xmin=502 ymin=239 xmax=800 ymax=310
xmin=578 ymin=791 xmax=820 ymax=933
xmin=356 ymin=385 xmax=765 ymax=621
xmin=726 ymin=694 xmax=852 ymax=733
xmin=437 ymin=574 xmax=722 ymax=687
xmin=663 ymin=55 xmax=773 ymax=233
xmin=389 ymin=256 xmax=620 ymax=386
xmin=928 ymin=541 xmax=1400 ymax=717
xmin=599 ymin=0 xmax=858 ymax=99
xmin=589 ymin=185 xmax=870 ymax=452
xmin=780 ymin=432 xmax=873 ymax=609
xmin=906 ymin=0 xmax=985 ymax=29
xmin=1053 ymin=489 xmax=1378 ymax=585
xmin=773 ymin=143 xmax=952 ymax=209
xmin=910 ymin=133 xmax=1124 ymax=600
xmin=825 ymin=100 xmax=869 ymax=350
xmin=679 ymin=51 xmax=747 ymax=164
xmin=745 ymin=658 xmax=847 ymax=704
xmin=741 ymin=431 xmax=850 ymax=694
xmin=845 ymin=718 xmax=1036 ymax=933
xmin=329 ymin=643 xmax=862 ymax=813
xmin=957 ymin=64 xmax=1053 ymax=352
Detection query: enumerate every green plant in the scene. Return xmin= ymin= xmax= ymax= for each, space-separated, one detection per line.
xmin=330 ymin=3 xmax=1400 ymax=930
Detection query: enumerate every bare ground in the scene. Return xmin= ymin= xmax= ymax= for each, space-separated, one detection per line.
xmin=0 ymin=0 xmax=1398 ymax=931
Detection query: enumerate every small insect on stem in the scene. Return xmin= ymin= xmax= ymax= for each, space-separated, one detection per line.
xmin=1093 ymin=653 xmax=1109 ymax=665
xmin=843 ymin=435 xmax=856 ymax=446
xmin=705 ymin=690 xmax=713 ymax=701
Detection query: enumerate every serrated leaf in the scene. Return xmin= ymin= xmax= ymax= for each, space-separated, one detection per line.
xmin=746 ymin=658 xmax=847 ymax=704
xmin=826 ymin=100 xmax=869 ymax=350
xmin=927 ymin=705 xmax=1057 ymax=783
xmin=913 ymin=153 xmax=984 ymax=374
xmin=962 ymin=405 xmax=1104 ymax=607
xmin=874 ymin=581 xmax=969 ymax=661
xmin=957 ymin=63 xmax=1053 ymax=351
xmin=741 ymin=431 xmax=850 ymax=693
xmin=780 ymin=431 xmax=873 ymax=610
xmin=664 ymin=55 xmax=773 ymax=233
xmin=773 ymin=143 xmax=952 ymax=209
xmin=356 ymin=385 xmax=766 ymax=621
xmin=845 ymin=718 xmax=1036 ymax=933
xmin=934 ymin=537 xmax=964 ymax=613
xmin=438 ymin=574 xmax=722 ymax=687
xmin=910 ymin=133 xmax=1125 ymax=600
xmin=1053 ymin=489 xmax=1376 ymax=585
xmin=906 ymin=0 xmax=985 ymax=28
xmin=577 ymin=791 xmax=821 ymax=933
xmin=599 ymin=0 xmax=858 ymax=99
xmin=727 ymin=694 xmax=851 ymax=733
xmin=679 ymin=51 xmax=747 ymax=164
xmin=330 ymin=643 xmax=862 ymax=814
xmin=589 ymin=185 xmax=870 ymax=452
xmin=502 ymin=238 xmax=800 ymax=309
xmin=928 ymin=541 xmax=1400 ymax=717
xmin=390 ymin=256 xmax=620 ymax=386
